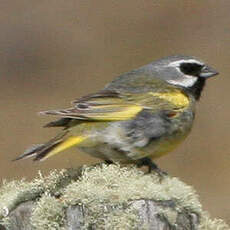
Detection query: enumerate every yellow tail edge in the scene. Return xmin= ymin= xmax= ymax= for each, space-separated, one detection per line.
xmin=42 ymin=136 xmax=86 ymax=161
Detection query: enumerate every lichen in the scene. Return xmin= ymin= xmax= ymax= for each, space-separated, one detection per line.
xmin=103 ymin=206 xmax=140 ymax=230
xmin=0 ymin=216 xmax=13 ymax=230
xmin=30 ymin=194 xmax=65 ymax=230
xmin=158 ymin=206 xmax=178 ymax=226
xmin=0 ymin=179 xmax=33 ymax=218
xmin=0 ymin=168 xmax=81 ymax=219
xmin=0 ymin=164 xmax=229 ymax=229
xmin=61 ymin=164 xmax=202 ymax=229
xmin=199 ymin=212 xmax=230 ymax=230
xmin=62 ymin=164 xmax=201 ymax=213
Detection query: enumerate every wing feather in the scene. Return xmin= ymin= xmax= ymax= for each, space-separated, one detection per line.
xmin=41 ymin=89 xmax=189 ymax=122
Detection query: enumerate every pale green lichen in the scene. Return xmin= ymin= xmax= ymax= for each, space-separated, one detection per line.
xmin=30 ymin=193 xmax=65 ymax=230
xmin=62 ymin=164 xmax=201 ymax=213
xmin=199 ymin=212 xmax=230 ymax=230
xmin=79 ymin=203 xmax=140 ymax=230
xmin=0 ymin=216 xmax=13 ymax=230
xmin=61 ymin=164 xmax=202 ymax=229
xmin=0 ymin=168 xmax=80 ymax=219
xmin=0 ymin=179 xmax=32 ymax=218
xmin=158 ymin=206 xmax=178 ymax=226
xmin=0 ymin=164 xmax=229 ymax=229
xmin=103 ymin=207 xmax=141 ymax=230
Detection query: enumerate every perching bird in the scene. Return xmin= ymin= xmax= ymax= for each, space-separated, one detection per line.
xmin=14 ymin=55 xmax=218 ymax=174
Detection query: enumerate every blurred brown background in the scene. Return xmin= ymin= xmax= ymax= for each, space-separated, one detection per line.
xmin=0 ymin=0 xmax=229 ymax=224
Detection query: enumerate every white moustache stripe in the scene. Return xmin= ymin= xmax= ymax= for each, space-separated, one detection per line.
xmin=167 ymin=75 xmax=198 ymax=87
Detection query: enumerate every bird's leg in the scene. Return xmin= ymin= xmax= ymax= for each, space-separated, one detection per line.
xmin=137 ymin=157 xmax=167 ymax=177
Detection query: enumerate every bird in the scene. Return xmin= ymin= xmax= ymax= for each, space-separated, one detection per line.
xmin=14 ymin=55 xmax=218 ymax=175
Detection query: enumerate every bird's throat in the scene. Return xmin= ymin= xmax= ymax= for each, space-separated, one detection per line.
xmin=187 ymin=78 xmax=206 ymax=100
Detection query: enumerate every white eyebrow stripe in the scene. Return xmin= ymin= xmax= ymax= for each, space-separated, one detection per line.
xmin=168 ymin=59 xmax=203 ymax=67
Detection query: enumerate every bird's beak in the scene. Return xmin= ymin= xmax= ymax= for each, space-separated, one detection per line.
xmin=200 ymin=66 xmax=219 ymax=78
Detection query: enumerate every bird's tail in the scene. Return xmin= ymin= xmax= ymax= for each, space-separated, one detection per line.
xmin=13 ymin=131 xmax=86 ymax=161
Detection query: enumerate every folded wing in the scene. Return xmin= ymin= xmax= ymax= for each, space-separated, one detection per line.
xmin=41 ymin=90 xmax=144 ymax=121
xmin=41 ymin=88 xmax=189 ymax=123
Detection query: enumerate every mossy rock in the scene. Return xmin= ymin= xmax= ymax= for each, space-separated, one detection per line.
xmin=0 ymin=164 xmax=228 ymax=230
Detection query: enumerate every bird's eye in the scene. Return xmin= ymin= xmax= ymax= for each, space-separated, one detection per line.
xmin=179 ymin=63 xmax=204 ymax=76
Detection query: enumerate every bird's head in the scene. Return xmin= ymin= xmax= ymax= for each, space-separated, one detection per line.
xmin=149 ymin=55 xmax=219 ymax=99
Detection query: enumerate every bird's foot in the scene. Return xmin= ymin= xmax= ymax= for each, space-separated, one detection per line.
xmin=104 ymin=160 xmax=114 ymax=165
xmin=137 ymin=157 xmax=167 ymax=180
